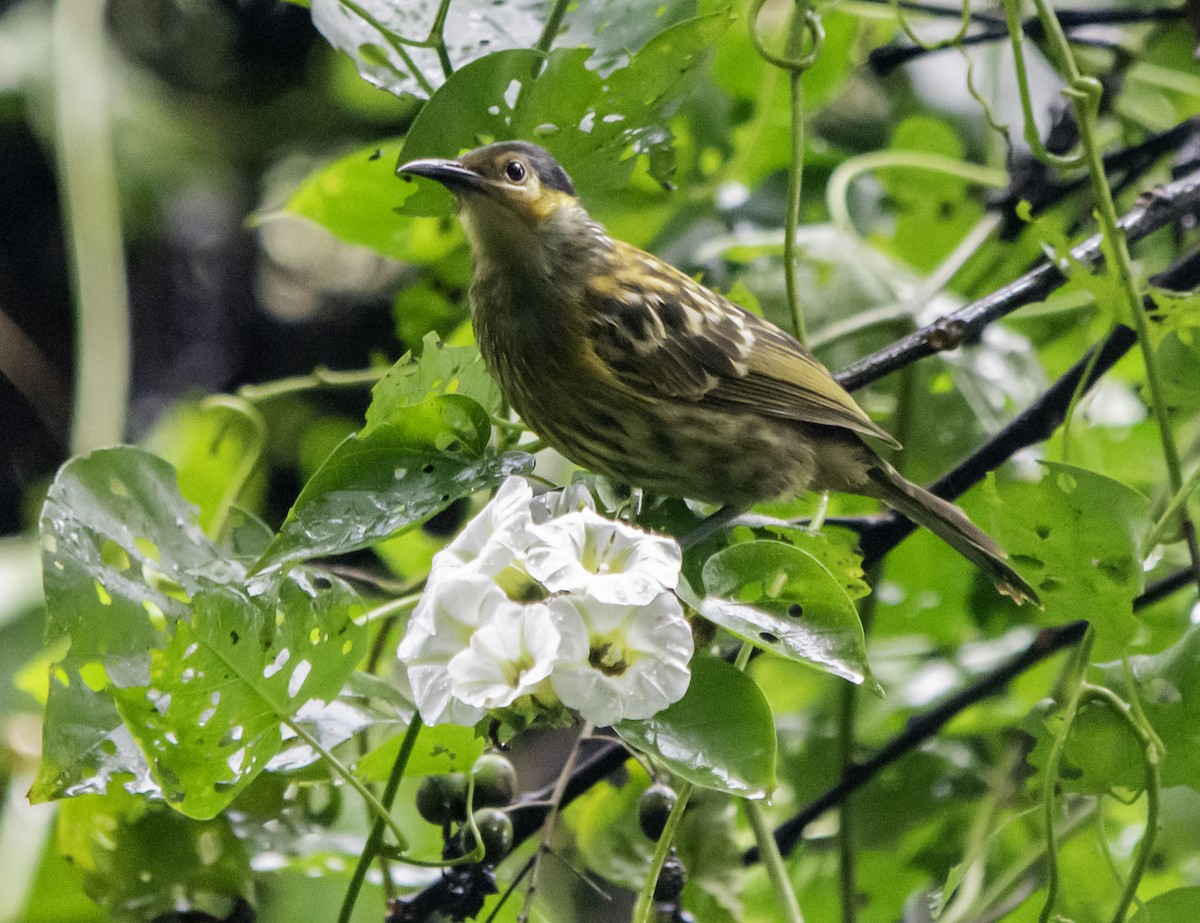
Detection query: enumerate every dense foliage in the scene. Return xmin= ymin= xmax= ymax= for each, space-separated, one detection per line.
xmin=1 ymin=0 xmax=1199 ymax=921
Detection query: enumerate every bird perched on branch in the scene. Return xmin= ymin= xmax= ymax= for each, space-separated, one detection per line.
xmin=399 ymin=141 xmax=1038 ymax=606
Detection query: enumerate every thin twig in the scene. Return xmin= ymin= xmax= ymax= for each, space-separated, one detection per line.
xmin=834 ymin=167 xmax=1200 ymax=392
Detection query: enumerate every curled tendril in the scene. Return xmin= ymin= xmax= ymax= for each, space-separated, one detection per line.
xmin=1003 ymin=0 xmax=1088 ymax=169
xmin=749 ymin=0 xmax=824 ymax=72
xmin=892 ymin=0 xmax=971 ymax=52
xmin=199 ymin=394 xmax=266 ymax=543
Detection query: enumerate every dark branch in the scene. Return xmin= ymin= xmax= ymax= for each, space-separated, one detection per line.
xmin=842 ymin=246 xmax=1200 ymax=564
xmin=834 ymin=167 xmax=1200 ymax=392
xmin=868 ymin=4 xmax=1185 ymax=75
xmin=991 ymin=117 xmax=1200 ymax=233
xmin=508 ymin=738 xmax=629 ymax=844
xmin=1136 ymin=567 xmax=1198 ymax=610
xmin=745 ymin=620 xmax=1091 ymax=863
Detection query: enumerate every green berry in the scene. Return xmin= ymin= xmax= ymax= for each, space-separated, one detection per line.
xmin=471 ymin=753 xmax=518 ymax=808
xmin=415 ymin=773 xmax=468 ymax=825
xmin=638 ymin=783 xmax=678 ymax=841
xmin=467 ymin=807 xmax=514 ymax=863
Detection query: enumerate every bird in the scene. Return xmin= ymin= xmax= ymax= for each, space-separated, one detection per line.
xmin=398 ymin=140 xmax=1039 ymax=606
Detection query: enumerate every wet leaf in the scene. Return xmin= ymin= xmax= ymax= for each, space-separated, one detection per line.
xmin=365 ymin=334 xmax=503 ymax=429
xmin=310 ymin=0 xmax=545 ymax=99
xmin=112 ymin=572 xmax=367 ymax=818
xmin=258 ymin=415 xmax=534 ymax=568
xmin=690 ymin=540 xmax=878 ymax=691
xmin=616 ymin=656 xmax=776 ymax=797
xmin=398 ymin=10 xmax=733 ymax=215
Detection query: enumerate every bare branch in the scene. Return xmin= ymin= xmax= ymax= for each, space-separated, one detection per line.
xmin=834 ymin=168 xmax=1200 ymax=392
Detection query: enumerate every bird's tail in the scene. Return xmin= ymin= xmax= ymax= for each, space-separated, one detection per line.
xmin=861 ymin=462 xmax=1041 ymax=607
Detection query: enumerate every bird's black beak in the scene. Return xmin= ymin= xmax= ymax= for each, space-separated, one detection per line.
xmin=397 ymin=158 xmax=486 ymax=192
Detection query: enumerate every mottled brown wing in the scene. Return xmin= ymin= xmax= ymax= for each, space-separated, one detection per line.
xmin=583 ymin=242 xmax=900 ymax=447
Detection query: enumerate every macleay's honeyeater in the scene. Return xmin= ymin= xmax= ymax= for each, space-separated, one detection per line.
xmin=399 ymin=141 xmax=1038 ymax=606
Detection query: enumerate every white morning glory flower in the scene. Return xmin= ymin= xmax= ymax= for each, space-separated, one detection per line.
xmin=525 ymin=508 xmax=681 ymax=605
xmin=447 ymin=600 xmax=560 ymax=709
xmin=397 ymin=572 xmax=501 ymax=726
xmin=529 ymin=482 xmax=595 ymax=523
xmin=397 ymin=477 xmax=691 ymax=729
xmin=435 ymin=475 xmax=534 ymax=578
xmin=548 ymin=591 xmax=694 ymax=727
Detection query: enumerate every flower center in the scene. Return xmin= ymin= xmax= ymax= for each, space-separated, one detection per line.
xmin=588 ymin=638 xmax=630 ymax=677
xmin=495 ymin=566 xmax=548 ymax=603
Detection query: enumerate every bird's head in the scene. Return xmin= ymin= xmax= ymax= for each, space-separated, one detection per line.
xmin=399 ymin=141 xmax=599 ymax=275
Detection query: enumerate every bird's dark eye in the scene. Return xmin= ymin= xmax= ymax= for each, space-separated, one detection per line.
xmin=505 ymin=160 xmax=527 ymax=183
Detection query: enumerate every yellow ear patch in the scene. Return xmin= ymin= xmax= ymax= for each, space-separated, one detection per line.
xmin=530 ymin=189 xmax=579 ymax=220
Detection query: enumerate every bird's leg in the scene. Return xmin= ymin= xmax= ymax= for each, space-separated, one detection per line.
xmin=680 ymin=505 xmax=745 ymax=550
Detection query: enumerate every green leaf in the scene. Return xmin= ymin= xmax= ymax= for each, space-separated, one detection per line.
xmin=258 ymin=416 xmax=534 ymax=567
xmin=693 ymin=540 xmax=877 ymax=691
xmin=1156 ymin=330 xmax=1200 ymax=413
xmin=986 ymin=462 xmax=1150 ymax=659
xmin=283 ymin=140 xmax=465 ymax=262
xmin=398 ymin=11 xmax=733 ymax=215
xmin=1100 ymin=627 xmax=1200 ymax=791
xmin=34 ymin=448 xmax=233 ymax=803
xmin=1024 ymin=696 xmax=1148 ymax=794
xmin=365 ymin=334 xmax=503 ymax=430
xmin=616 ymin=656 xmax=776 ymax=797
xmin=558 ymin=0 xmax=699 ymax=74
xmin=57 ymin=792 xmax=251 ymax=919
xmin=744 ymin=525 xmax=872 ymax=601
xmin=310 ymin=0 xmax=545 ymax=99
xmin=1129 ymin=886 xmax=1200 ymax=923
xmin=112 ymin=573 xmax=367 ymax=818
xmin=355 ymin=722 xmax=485 ymax=781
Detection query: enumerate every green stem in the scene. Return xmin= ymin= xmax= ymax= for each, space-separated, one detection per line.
xmin=745 ymin=799 xmax=805 ymax=923
xmin=969 ymin=803 xmax=1095 ymax=920
xmin=1001 ymin=0 xmax=1084 ymax=168
xmin=826 ymin=152 xmax=1008 ymax=238
xmin=631 ymin=780 xmax=694 ymax=923
xmin=1038 ymin=627 xmax=1094 ymax=923
xmin=783 ymin=8 xmax=811 ymax=344
xmin=427 ymin=0 xmax=454 ymax=77
xmin=337 ymin=717 xmax=425 ymax=923
xmin=283 ymin=714 xmax=410 ymax=854
xmin=731 ymin=640 xmax=805 ymax=920
xmin=534 ymin=0 xmax=570 ymax=55
xmin=1080 ymin=685 xmax=1161 ymax=923
xmin=238 ymin=366 xmax=385 ymax=403
xmin=338 ymin=0 xmax=435 ymax=96
xmin=1148 ymin=456 xmax=1200 ymax=546
xmin=52 ymin=0 xmax=131 ymax=454
xmin=891 ymin=0 xmax=970 ymax=50
xmin=836 ymin=681 xmax=858 ymax=923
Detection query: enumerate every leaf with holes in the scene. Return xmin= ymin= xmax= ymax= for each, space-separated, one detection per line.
xmin=32 ymin=448 xmax=239 ymax=803
xmin=111 ymin=571 xmax=367 ymax=818
xmin=986 ymin=463 xmax=1150 ymax=659
xmin=365 ymin=334 xmax=503 ymax=431
xmin=397 ymin=10 xmax=733 ymax=215
xmin=258 ymin=403 xmax=534 ymax=568
xmin=283 ymin=140 xmax=466 ymax=263
xmin=310 ymin=0 xmax=545 ymax=99
xmin=615 ymin=656 xmax=776 ymax=798
xmin=687 ymin=541 xmax=877 ymax=692
xmin=1095 ymin=627 xmax=1200 ymax=792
